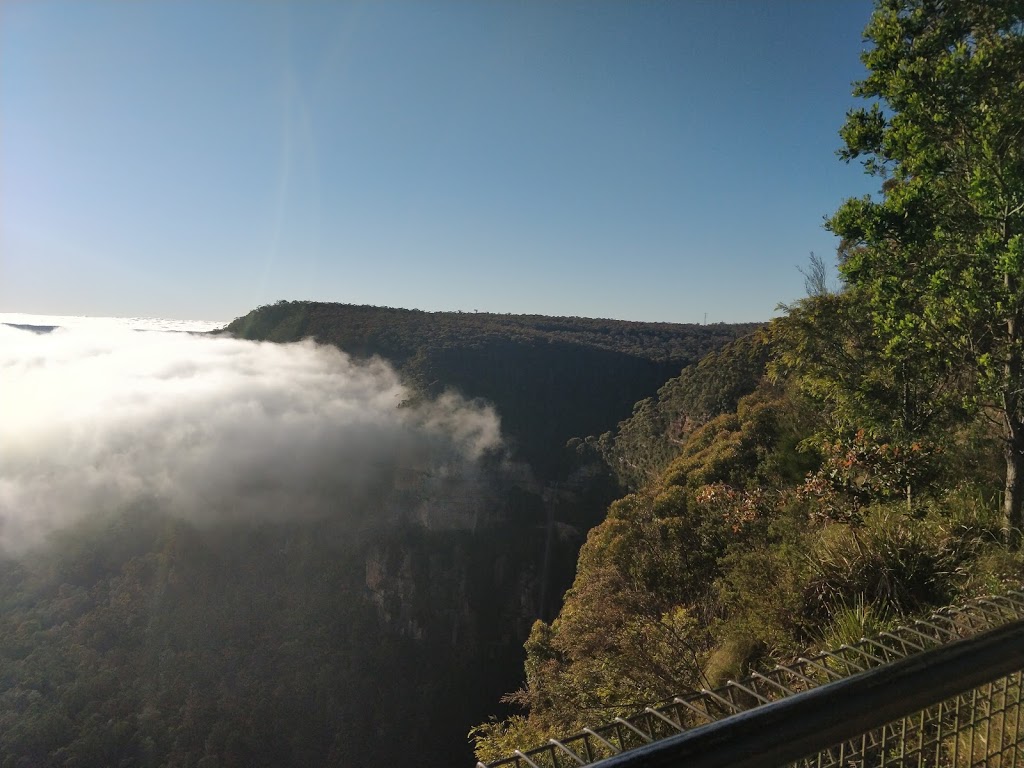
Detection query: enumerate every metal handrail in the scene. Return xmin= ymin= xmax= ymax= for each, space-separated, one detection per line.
xmin=479 ymin=590 xmax=1024 ymax=768
xmin=588 ymin=618 xmax=1024 ymax=768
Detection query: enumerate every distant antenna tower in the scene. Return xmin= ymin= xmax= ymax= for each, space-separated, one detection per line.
xmin=703 ymin=312 xmax=707 ymax=325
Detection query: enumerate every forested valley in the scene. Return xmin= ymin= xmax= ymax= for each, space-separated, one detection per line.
xmin=0 ymin=306 xmax=754 ymax=767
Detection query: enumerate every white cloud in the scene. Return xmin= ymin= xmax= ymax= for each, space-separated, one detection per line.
xmin=0 ymin=320 xmax=503 ymax=550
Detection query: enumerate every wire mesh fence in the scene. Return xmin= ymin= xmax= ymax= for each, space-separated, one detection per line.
xmin=479 ymin=590 xmax=1024 ymax=768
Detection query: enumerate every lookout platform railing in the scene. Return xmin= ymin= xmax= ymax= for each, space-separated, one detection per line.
xmin=479 ymin=590 xmax=1024 ymax=768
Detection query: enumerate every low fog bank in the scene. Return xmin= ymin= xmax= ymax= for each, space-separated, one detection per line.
xmin=0 ymin=312 xmax=227 ymax=334
xmin=0 ymin=322 xmax=504 ymax=552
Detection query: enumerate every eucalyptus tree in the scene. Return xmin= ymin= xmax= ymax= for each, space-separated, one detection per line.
xmin=829 ymin=0 xmax=1024 ymax=533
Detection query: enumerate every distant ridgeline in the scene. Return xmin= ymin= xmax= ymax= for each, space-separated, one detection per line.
xmin=224 ymin=301 xmax=761 ymax=477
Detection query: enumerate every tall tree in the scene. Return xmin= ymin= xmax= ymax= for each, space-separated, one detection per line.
xmin=774 ymin=289 xmax=963 ymax=508
xmin=829 ymin=0 xmax=1024 ymax=533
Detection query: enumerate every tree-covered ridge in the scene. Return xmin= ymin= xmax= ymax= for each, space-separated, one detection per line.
xmin=225 ymin=301 xmax=760 ymax=475
xmin=224 ymin=301 xmax=758 ymax=369
xmin=0 ymin=303 xmax=758 ymax=768
xmin=0 ymin=304 xmax=757 ymax=768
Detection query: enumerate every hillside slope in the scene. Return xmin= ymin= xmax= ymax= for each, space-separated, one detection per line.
xmin=224 ymin=301 xmax=761 ymax=476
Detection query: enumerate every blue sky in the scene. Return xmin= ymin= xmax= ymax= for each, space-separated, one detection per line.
xmin=1 ymin=1 xmax=878 ymax=323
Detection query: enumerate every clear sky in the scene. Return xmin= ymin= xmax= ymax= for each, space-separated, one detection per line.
xmin=1 ymin=1 xmax=879 ymax=324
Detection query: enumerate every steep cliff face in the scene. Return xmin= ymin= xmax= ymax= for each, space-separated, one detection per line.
xmin=363 ymin=525 xmax=546 ymax=653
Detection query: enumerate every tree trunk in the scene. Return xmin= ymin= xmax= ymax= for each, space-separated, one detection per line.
xmin=1002 ymin=304 xmax=1024 ymax=542
xmin=1002 ymin=274 xmax=1023 ymax=541
xmin=1004 ymin=419 xmax=1024 ymax=542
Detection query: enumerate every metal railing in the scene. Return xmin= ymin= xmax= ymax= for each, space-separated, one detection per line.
xmin=480 ymin=590 xmax=1024 ymax=768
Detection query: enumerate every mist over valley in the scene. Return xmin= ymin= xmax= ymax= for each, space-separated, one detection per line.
xmin=0 ymin=316 xmax=502 ymax=551
xmin=0 ymin=306 xmax=754 ymax=766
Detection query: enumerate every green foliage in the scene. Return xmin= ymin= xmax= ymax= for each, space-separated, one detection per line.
xmin=607 ymin=330 xmax=773 ymax=488
xmin=663 ymin=383 xmax=814 ymax=493
xmin=480 ymin=483 xmax=740 ymax=744
xmin=805 ymin=506 xmax=955 ymax=615
xmin=714 ymin=533 xmax=811 ymax=660
xmin=813 ymin=594 xmax=893 ymax=652
xmin=773 ymin=292 xmax=967 ymax=443
xmin=477 ymin=339 xmax=1019 ymax=764
xmin=468 ymin=716 xmax=547 ymax=767
xmin=798 ymin=430 xmax=938 ymax=515
xmin=829 ymin=0 xmax=1024 ymax=529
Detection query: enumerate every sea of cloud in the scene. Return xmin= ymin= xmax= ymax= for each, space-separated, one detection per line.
xmin=0 ymin=316 xmax=503 ymax=551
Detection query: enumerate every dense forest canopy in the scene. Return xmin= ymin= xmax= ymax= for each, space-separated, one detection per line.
xmin=0 ymin=500 xmax=558 ymax=767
